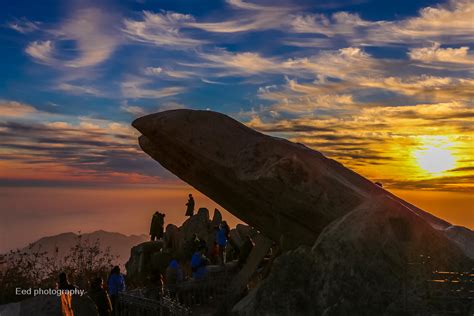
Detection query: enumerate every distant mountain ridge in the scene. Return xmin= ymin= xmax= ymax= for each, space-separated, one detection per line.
xmin=12 ymin=230 xmax=148 ymax=267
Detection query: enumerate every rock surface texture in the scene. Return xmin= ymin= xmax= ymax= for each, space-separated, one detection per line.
xmin=133 ymin=110 xmax=377 ymax=246
xmin=133 ymin=109 xmax=473 ymax=315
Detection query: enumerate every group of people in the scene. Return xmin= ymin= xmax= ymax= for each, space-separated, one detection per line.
xmin=148 ymin=193 xmax=254 ymax=301
xmin=149 ymin=194 xmax=232 ymax=287
xmin=58 ymin=266 xmax=125 ymax=316
xmin=149 ymin=194 xmax=195 ymax=242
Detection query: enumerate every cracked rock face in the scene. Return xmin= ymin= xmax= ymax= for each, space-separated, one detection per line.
xmin=133 ymin=110 xmax=388 ymax=246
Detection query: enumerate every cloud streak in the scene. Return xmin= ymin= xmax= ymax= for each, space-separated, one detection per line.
xmin=25 ymin=7 xmax=120 ymax=68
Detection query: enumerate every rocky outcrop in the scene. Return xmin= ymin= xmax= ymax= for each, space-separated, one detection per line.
xmin=444 ymin=225 xmax=474 ymax=259
xmin=126 ymin=208 xmax=244 ymax=284
xmin=125 ymin=240 xmax=165 ymax=286
xmin=132 ymin=110 xmax=473 ymax=252
xmin=133 ymin=109 xmax=473 ymax=313
xmin=233 ymin=197 xmax=472 ymax=315
xmin=133 ymin=110 xmax=373 ymax=246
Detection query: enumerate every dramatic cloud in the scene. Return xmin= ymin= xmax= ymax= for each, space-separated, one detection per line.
xmin=0 ymin=109 xmax=174 ymax=184
xmin=244 ymin=100 xmax=473 ymax=191
xmin=5 ymin=0 xmax=474 ymax=194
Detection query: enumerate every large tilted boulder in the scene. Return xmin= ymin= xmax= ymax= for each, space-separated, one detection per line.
xmin=132 ymin=110 xmax=473 ymax=251
xmin=132 ymin=110 xmax=371 ymax=246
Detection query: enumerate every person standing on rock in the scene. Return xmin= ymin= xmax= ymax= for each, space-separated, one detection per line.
xmin=185 ymin=194 xmax=195 ymax=217
xmin=216 ymin=222 xmax=228 ymax=265
xmin=150 ymin=211 xmax=165 ymax=241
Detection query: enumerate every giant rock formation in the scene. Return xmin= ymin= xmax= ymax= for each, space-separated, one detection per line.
xmin=133 ymin=109 xmax=473 ymax=314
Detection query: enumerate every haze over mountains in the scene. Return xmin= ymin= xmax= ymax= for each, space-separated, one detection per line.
xmin=4 ymin=230 xmax=148 ymax=268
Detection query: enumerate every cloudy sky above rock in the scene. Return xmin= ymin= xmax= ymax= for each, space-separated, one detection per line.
xmin=0 ymin=0 xmax=473 ymax=248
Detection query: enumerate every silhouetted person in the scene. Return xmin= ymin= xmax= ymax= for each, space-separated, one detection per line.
xmin=108 ymin=266 xmax=125 ymax=316
xmin=58 ymin=272 xmax=76 ymax=316
xmin=165 ymin=259 xmax=183 ymax=297
xmin=216 ymin=223 xmax=228 ymax=265
xmin=89 ymin=277 xmax=112 ymax=316
xmin=58 ymin=272 xmax=76 ymax=290
xmin=185 ymin=194 xmax=195 ymax=217
xmin=191 ymin=247 xmax=209 ymax=280
xmin=150 ymin=211 xmax=165 ymax=241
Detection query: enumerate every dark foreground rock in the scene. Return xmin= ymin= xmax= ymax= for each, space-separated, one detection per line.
xmin=233 ymin=197 xmax=472 ymax=315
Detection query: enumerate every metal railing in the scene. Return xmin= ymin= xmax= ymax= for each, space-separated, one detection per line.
xmin=117 ymin=291 xmax=191 ymax=316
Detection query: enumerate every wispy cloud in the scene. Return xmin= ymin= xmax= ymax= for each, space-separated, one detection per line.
xmin=56 ymin=83 xmax=104 ymax=96
xmin=408 ymin=42 xmax=474 ymax=67
xmin=25 ymin=7 xmax=120 ymax=68
xmin=0 ymin=101 xmax=37 ymax=117
xmin=123 ymin=11 xmax=204 ymax=48
xmin=121 ymin=76 xmax=185 ymax=99
xmin=7 ymin=18 xmax=40 ymax=33
xmin=25 ymin=40 xmax=55 ymax=65
xmin=287 ymin=0 xmax=474 ymax=46
xmin=144 ymin=66 xmax=197 ymax=79
xmin=120 ymin=102 xmax=146 ymax=116
xmin=186 ymin=0 xmax=296 ymax=33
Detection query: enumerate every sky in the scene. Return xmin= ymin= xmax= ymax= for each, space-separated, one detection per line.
xmin=0 ymin=0 xmax=473 ymax=252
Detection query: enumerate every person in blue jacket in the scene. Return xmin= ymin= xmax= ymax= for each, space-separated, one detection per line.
xmin=107 ymin=266 xmax=125 ymax=315
xmin=191 ymin=247 xmax=209 ymax=280
xmin=216 ymin=222 xmax=229 ymax=265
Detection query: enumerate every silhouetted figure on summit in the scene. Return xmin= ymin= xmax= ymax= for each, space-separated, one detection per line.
xmin=89 ymin=277 xmax=112 ymax=316
xmin=185 ymin=194 xmax=195 ymax=217
xmin=150 ymin=211 xmax=165 ymax=241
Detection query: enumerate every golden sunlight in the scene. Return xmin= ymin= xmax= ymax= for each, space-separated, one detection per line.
xmin=414 ymin=142 xmax=456 ymax=174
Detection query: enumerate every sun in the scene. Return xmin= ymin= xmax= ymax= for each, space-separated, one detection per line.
xmin=414 ymin=145 xmax=456 ymax=174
